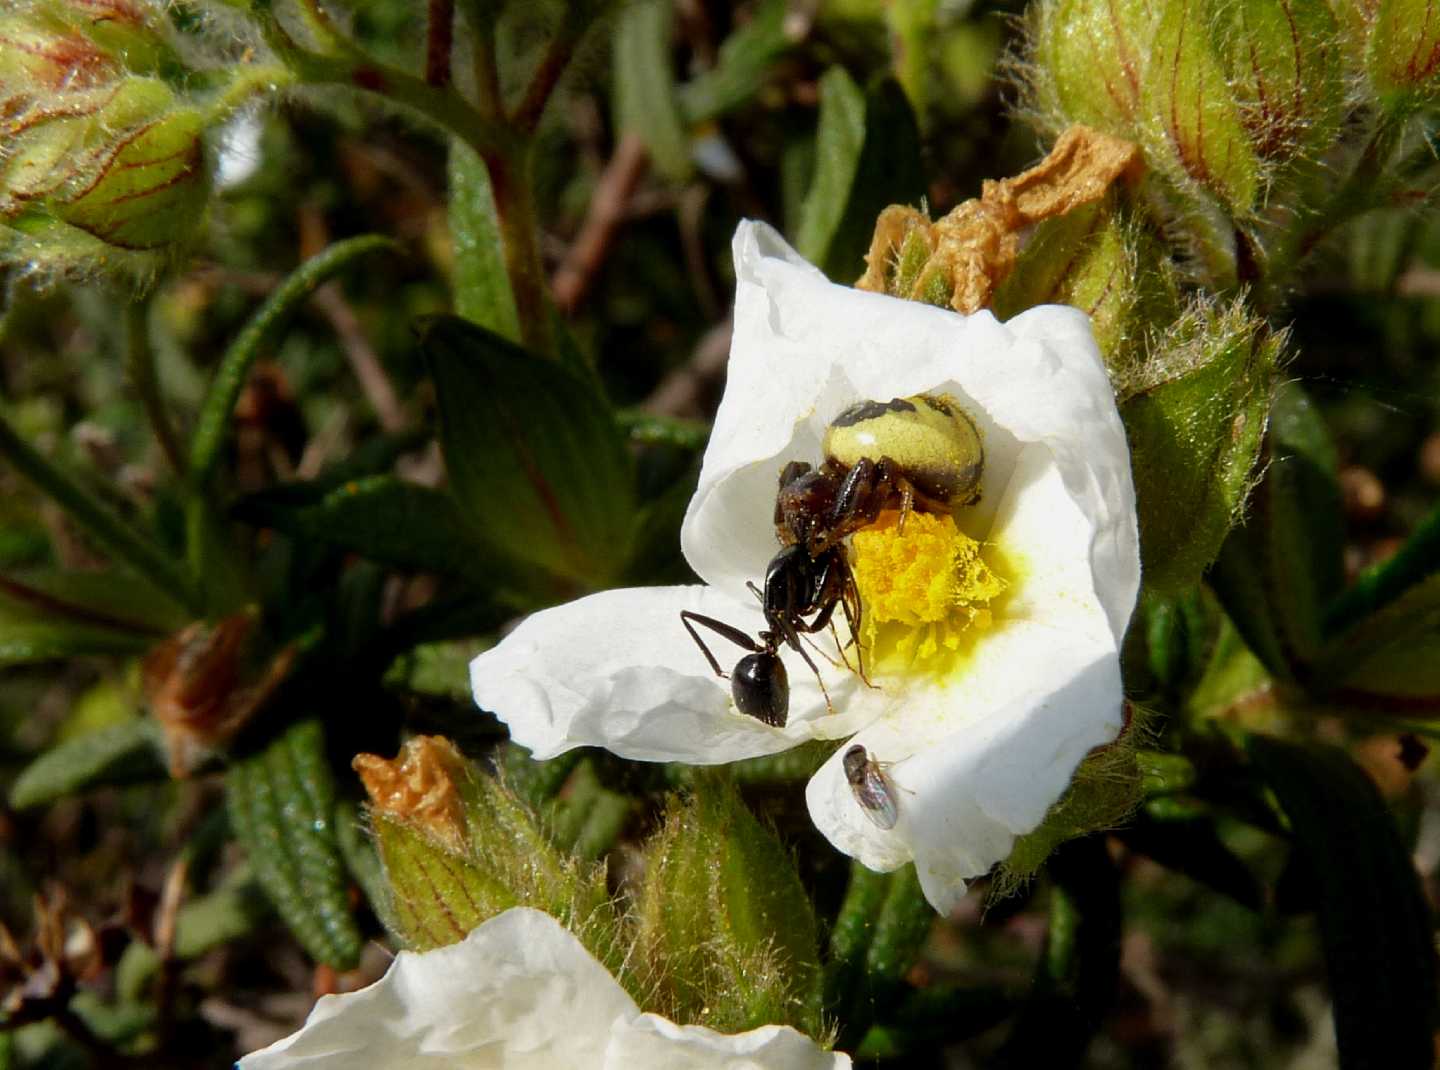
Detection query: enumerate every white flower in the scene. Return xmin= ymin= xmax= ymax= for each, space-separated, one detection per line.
xmin=470 ymin=221 xmax=1140 ymax=913
xmin=238 ymin=907 xmax=848 ymax=1069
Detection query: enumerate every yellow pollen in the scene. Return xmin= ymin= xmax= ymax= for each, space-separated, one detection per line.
xmin=850 ymin=509 xmax=1007 ymax=676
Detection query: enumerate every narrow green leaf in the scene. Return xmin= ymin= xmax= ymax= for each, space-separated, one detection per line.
xmin=821 ymin=77 xmax=924 ymax=282
xmin=9 ymin=718 xmax=165 ymax=810
xmin=677 ymin=0 xmax=792 ymax=123
xmin=613 ymin=0 xmax=690 ymax=181
xmin=1117 ymin=812 xmax=1263 ymax=909
xmin=998 ymin=836 xmax=1121 ymax=1067
xmin=1 ymin=570 xmax=186 ymax=636
xmin=1324 ymin=573 xmax=1440 ymax=698
xmin=0 ymin=409 xmax=201 ymax=612
xmin=1327 ymin=498 xmax=1440 ymax=633
xmin=226 ymin=720 xmax=362 ymax=969
xmin=793 ymin=67 xmax=866 ymax=269
xmin=855 ymin=983 xmax=1012 ymax=1057
xmin=419 ymin=315 xmax=635 ymax=584
xmin=1253 ymin=382 xmax=1346 ymax=664
xmin=189 ymin=235 xmax=397 ymax=484
xmin=448 ymin=142 xmax=519 ymax=342
xmin=233 ymin=475 xmax=498 ymax=584
xmin=1247 ymin=735 xmax=1438 ymax=1067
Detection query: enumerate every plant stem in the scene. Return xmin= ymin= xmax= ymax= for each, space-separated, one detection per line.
xmin=425 ymin=0 xmax=455 ymax=87
xmin=125 ymin=299 xmax=184 ymax=475
xmin=0 ymin=408 xmax=200 ymax=612
xmin=486 ymin=147 xmax=552 ymax=355
xmin=511 ymin=13 xmax=582 ymax=133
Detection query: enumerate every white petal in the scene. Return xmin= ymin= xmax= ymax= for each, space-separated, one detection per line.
xmin=682 ymin=222 xmax=1139 ymax=649
xmin=606 ymin=1015 xmax=851 ymax=1070
xmin=237 ymin=908 xmax=637 ymax=1069
xmin=807 ymin=649 xmax=1123 ymax=914
xmin=470 ymin=585 xmax=882 ymax=764
xmin=804 ymin=441 xmax=1126 ymax=910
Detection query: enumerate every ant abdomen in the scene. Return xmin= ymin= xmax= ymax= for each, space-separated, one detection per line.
xmin=733 ymin=651 xmax=787 ymax=727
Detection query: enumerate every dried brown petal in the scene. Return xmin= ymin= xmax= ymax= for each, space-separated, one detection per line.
xmin=143 ymin=611 xmax=296 ymax=777
xmin=353 ymin=736 xmax=471 ymax=853
xmin=856 ymin=126 xmax=1142 ymax=314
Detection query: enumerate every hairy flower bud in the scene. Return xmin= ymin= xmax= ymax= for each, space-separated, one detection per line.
xmin=1140 ymin=0 xmax=1261 ymax=216
xmin=1215 ymin=0 xmax=1343 ymax=161
xmin=1367 ymin=0 xmax=1440 ymax=108
xmin=0 ymin=0 xmax=206 ymax=283
xmin=1028 ymin=0 xmax=1154 ymax=136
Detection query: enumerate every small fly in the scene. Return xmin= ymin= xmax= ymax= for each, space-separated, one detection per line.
xmin=843 ymin=744 xmax=898 ymax=830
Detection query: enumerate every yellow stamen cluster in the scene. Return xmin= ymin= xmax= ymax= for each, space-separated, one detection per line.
xmin=850 ymin=509 xmax=1007 ymax=676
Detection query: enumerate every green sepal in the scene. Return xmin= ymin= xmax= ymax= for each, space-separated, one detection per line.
xmin=997 ymin=836 xmax=1121 ymax=1067
xmin=635 ymin=775 xmax=822 ymax=1034
xmin=1246 ymin=735 xmax=1439 ymax=1066
xmin=368 ymin=759 xmax=621 ymax=972
xmin=1026 ymin=0 xmax=1152 ymax=136
xmin=1215 ymin=0 xmax=1343 ymax=162
xmin=997 ymin=724 xmax=1144 ymax=890
xmin=225 ymin=719 xmax=363 ymax=969
xmin=613 ymin=0 xmax=690 ymax=181
xmin=1140 ymin=0 xmax=1262 ymax=217
xmin=993 ymin=199 xmax=1177 ymax=374
xmin=1367 ymin=0 xmax=1440 ymax=110
xmin=793 ymin=70 xmax=924 ymax=283
xmin=419 ymin=314 xmax=636 ymax=586
xmin=9 ymin=717 xmax=165 ymax=810
xmin=1121 ymin=299 xmax=1279 ymax=595
xmin=447 ymin=142 xmax=519 ymax=343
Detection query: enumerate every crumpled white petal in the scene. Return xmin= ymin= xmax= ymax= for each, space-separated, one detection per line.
xmin=469 ymin=220 xmax=1140 ymax=912
xmin=238 ymin=908 xmax=849 ymax=1070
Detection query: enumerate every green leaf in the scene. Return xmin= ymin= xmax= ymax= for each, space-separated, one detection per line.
xmin=677 ymin=0 xmax=792 ymax=123
xmin=1247 ymin=735 xmax=1438 ymax=1066
xmin=0 ymin=576 xmax=161 ymax=667
xmin=1117 ymin=811 xmax=1263 ymax=909
xmin=233 ymin=476 xmax=498 ymax=584
xmin=1327 ymin=498 xmax=1440 ymax=634
xmin=9 ymin=718 xmax=165 ymax=810
xmin=419 ymin=315 xmax=635 ymax=585
xmin=1122 ymin=301 xmax=1278 ymax=595
xmin=189 ymin=235 xmax=397 ymax=484
xmin=1323 ymin=573 xmax=1440 ymax=698
xmin=0 ymin=409 xmax=202 ymax=612
xmin=226 ymin=720 xmax=362 ymax=969
xmin=613 ymin=0 xmax=690 ymax=181
xmin=794 ymin=72 xmax=924 ymax=283
xmin=998 ymin=836 xmax=1121 ymax=1066
xmin=448 ymin=142 xmax=519 ymax=342
xmin=793 ymin=67 xmax=866 ymax=268
xmin=1253 ymin=381 xmax=1345 ymax=663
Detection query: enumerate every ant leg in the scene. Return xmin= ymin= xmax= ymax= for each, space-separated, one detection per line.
xmin=780 ymin=620 xmax=836 ymax=716
xmin=746 ymin=580 xmax=764 ymax=605
xmin=840 ymin=571 xmax=877 ymax=689
xmin=680 ymin=611 xmax=762 ymax=680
